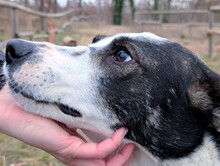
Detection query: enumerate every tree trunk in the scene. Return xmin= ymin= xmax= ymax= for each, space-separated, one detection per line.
xmin=78 ymin=0 xmax=82 ymax=15
xmin=54 ymin=0 xmax=58 ymax=13
xmin=153 ymin=0 xmax=159 ymax=21
xmin=24 ymin=0 xmax=29 ymax=6
xmin=162 ymin=0 xmax=171 ymax=23
xmin=113 ymin=0 xmax=124 ymax=25
xmin=128 ymin=0 xmax=135 ymax=22
xmin=40 ymin=0 xmax=46 ymax=31
xmin=153 ymin=0 xmax=159 ymax=10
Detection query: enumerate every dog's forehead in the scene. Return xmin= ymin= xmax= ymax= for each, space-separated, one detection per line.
xmin=89 ymin=32 xmax=167 ymax=48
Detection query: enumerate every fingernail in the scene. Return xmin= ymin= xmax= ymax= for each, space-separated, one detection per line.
xmin=128 ymin=143 xmax=136 ymax=151
xmin=121 ymin=128 xmax=128 ymax=137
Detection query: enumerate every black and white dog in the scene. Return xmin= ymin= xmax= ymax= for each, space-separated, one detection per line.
xmin=1 ymin=33 xmax=220 ymax=165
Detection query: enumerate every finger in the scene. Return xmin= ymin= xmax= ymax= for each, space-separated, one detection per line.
xmin=71 ymin=128 xmax=128 ymax=159
xmin=106 ymin=143 xmax=136 ymax=166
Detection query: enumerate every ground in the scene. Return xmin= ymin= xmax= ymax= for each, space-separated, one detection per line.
xmin=0 ymin=21 xmax=220 ymax=166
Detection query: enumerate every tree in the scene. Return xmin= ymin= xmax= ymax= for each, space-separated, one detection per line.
xmin=78 ymin=0 xmax=82 ymax=15
xmin=40 ymin=0 xmax=46 ymax=31
xmin=113 ymin=0 xmax=123 ymax=25
xmin=112 ymin=0 xmax=135 ymax=25
xmin=153 ymin=0 xmax=159 ymax=10
xmin=129 ymin=0 xmax=135 ymax=21
xmin=162 ymin=0 xmax=172 ymax=23
xmin=24 ymin=0 xmax=29 ymax=6
xmin=54 ymin=0 xmax=58 ymax=13
xmin=153 ymin=0 xmax=159 ymax=21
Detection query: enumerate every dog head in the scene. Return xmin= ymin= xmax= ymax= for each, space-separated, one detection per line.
xmin=3 ymin=33 xmax=220 ymax=160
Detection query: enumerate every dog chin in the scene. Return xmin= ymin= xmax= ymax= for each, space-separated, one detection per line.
xmin=9 ymin=88 xmax=117 ymax=143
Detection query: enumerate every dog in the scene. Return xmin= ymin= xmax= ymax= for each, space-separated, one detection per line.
xmin=1 ymin=33 xmax=220 ymax=166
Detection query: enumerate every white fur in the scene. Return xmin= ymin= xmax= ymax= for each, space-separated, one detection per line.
xmin=89 ymin=32 xmax=167 ymax=48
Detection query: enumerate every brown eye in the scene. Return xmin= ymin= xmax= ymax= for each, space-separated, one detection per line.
xmin=113 ymin=50 xmax=133 ymax=63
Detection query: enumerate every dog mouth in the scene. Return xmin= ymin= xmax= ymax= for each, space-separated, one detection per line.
xmin=58 ymin=104 xmax=82 ymax=117
xmin=8 ymin=79 xmax=82 ymax=118
xmin=8 ymin=80 xmax=115 ymax=143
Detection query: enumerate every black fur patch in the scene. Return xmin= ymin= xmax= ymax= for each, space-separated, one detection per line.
xmin=92 ymin=35 xmax=108 ymax=43
xmin=96 ymin=36 xmax=220 ymax=159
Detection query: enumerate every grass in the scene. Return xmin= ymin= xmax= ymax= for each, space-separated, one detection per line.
xmin=202 ymin=54 xmax=220 ymax=73
xmin=0 ymin=133 xmax=63 ymax=166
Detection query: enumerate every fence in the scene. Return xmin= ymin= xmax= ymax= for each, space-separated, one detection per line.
xmin=135 ymin=7 xmax=220 ymax=56
xmin=0 ymin=1 xmax=91 ymax=49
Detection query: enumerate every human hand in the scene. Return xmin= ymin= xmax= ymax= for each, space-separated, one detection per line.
xmin=0 ymin=86 xmax=135 ymax=166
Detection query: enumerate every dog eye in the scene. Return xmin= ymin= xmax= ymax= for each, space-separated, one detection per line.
xmin=113 ymin=50 xmax=132 ymax=63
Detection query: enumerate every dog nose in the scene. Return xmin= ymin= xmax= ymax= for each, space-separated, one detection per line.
xmin=6 ymin=39 xmax=34 ymax=65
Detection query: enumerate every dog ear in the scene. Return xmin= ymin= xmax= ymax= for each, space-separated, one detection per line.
xmin=187 ymin=64 xmax=220 ymax=130
xmin=92 ymin=35 xmax=108 ymax=43
xmin=188 ymin=63 xmax=220 ymax=111
xmin=0 ymin=51 xmax=5 ymax=89
xmin=213 ymin=108 xmax=220 ymax=132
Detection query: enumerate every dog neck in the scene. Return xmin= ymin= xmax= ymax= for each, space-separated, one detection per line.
xmin=130 ymin=135 xmax=220 ymax=166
